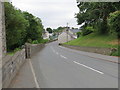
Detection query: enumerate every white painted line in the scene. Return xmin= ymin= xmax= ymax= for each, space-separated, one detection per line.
xmin=60 ymin=55 xmax=68 ymax=59
xmin=28 ymin=59 xmax=40 ymax=88
xmin=59 ymin=46 xmax=66 ymax=49
xmin=51 ymin=46 xmax=56 ymax=53
xmin=73 ymin=61 xmax=104 ymax=74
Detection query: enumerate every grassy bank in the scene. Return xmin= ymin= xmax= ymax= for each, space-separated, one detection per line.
xmin=64 ymin=33 xmax=119 ymax=56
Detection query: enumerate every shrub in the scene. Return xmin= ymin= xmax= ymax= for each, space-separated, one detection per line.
xmin=77 ymin=32 xmax=81 ymax=38
xmin=27 ymin=39 xmax=32 ymax=43
xmin=40 ymin=39 xmax=49 ymax=43
xmin=32 ymin=40 xmax=39 ymax=44
xmin=108 ymin=11 xmax=120 ymax=38
xmin=81 ymin=26 xmax=94 ymax=36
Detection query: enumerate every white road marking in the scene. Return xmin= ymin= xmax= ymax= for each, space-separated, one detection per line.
xmin=50 ymin=46 xmax=56 ymax=53
xmin=59 ymin=46 xmax=66 ymax=49
xmin=73 ymin=61 xmax=104 ymax=74
xmin=28 ymin=59 xmax=40 ymax=88
xmin=60 ymin=55 xmax=68 ymax=59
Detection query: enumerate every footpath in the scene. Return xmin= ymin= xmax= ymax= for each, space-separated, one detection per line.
xmin=9 ymin=59 xmax=37 ymax=88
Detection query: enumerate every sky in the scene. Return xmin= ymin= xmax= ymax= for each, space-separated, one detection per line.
xmin=11 ymin=0 xmax=80 ymax=29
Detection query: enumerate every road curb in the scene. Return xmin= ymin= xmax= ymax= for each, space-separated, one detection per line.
xmin=60 ymin=45 xmax=119 ymax=64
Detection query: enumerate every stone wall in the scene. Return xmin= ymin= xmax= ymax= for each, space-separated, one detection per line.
xmin=30 ymin=44 xmax=45 ymax=57
xmin=0 ymin=1 xmax=44 ymax=88
xmin=25 ymin=43 xmax=45 ymax=58
xmin=61 ymin=44 xmax=116 ymax=55
xmin=2 ymin=49 xmax=26 ymax=88
xmin=1 ymin=43 xmax=45 ymax=88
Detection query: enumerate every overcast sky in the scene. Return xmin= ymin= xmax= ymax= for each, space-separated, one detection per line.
xmin=12 ymin=0 xmax=80 ymax=29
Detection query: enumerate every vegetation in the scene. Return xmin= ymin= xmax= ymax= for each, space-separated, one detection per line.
xmin=53 ymin=27 xmax=66 ymax=35
xmin=46 ymin=28 xmax=53 ymax=33
xmin=64 ymin=2 xmax=120 ymax=56
xmin=65 ymin=33 xmax=119 ymax=56
xmin=65 ymin=33 xmax=118 ymax=48
xmin=108 ymin=11 xmax=120 ymax=38
xmin=5 ymin=2 xmax=44 ymax=52
xmin=7 ymin=48 xmax=22 ymax=56
xmin=32 ymin=39 xmax=49 ymax=44
xmin=81 ymin=26 xmax=94 ymax=36
xmin=76 ymin=2 xmax=120 ymax=35
xmin=76 ymin=32 xmax=81 ymax=38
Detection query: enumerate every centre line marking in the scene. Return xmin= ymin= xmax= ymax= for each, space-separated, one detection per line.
xmin=60 ymin=55 xmax=68 ymax=59
xmin=73 ymin=61 xmax=104 ymax=74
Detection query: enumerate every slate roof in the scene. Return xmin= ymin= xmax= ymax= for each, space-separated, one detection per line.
xmin=69 ymin=29 xmax=80 ymax=33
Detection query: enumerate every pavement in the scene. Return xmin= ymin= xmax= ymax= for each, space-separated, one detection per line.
xmin=9 ymin=41 xmax=119 ymax=88
xmin=9 ymin=59 xmax=37 ymax=88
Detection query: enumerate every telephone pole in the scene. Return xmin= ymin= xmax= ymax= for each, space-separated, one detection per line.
xmin=66 ymin=23 xmax=69 ymax=43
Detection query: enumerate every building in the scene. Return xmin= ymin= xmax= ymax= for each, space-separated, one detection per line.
xmin=58 ymin=28 xmax=80 ymax=44
xmin=69 ymin=28 xmax=80 ymax=39
xmin=42 ymin=30 xmax=50 ymax=40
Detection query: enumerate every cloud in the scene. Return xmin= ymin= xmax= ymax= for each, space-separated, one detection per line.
xmin=12 ymin=0 xmax=79 ymax=28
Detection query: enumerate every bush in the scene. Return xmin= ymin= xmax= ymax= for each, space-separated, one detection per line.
xmin=77 ymin=32 xmax=81 ymax=38
xmin=31 ymin=39 xmax=49 ymax=44
xmin=39 ymin=39 xmax=49 ymax=43
xmin=108 ymin=11 xmax=120 ymax=38
xmin=81 ymin=26 xmax=94 ymax=36
xmin=32 ymin=40 xmax=39 ymax=44
xmin=27 ymin=39 xmax=32 ymax=43
xmin=110 ymin=50 xmax=119 ymax=56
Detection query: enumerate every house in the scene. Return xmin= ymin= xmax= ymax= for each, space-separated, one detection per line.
xmin=58 ymin=28 xmax=80 ymax=44
xmin=69 ymin=28 xmax=80 ymax=39
xmin=42 ymin=30 xmax=50 ymax=40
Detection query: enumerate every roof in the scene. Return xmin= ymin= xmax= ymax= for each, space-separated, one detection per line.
xmin=69 ymin=29 xmax=80 ymax=33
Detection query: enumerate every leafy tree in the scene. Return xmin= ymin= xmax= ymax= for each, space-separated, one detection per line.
xmin=46 ymin=28 xmax=53 ymax=33
xmin=5 ymin=2 xmax=28 ymax=51
xmin=81 ymin=26 xmax=94 ymax=36
xmin=23 ymin=12 xmax=43 ymax=42
xmin=108 ymin=11 xmax=120 ymax=38
xmin=76 ymin=2 xmax=120 ymax=34
xmin=5 ymin=2 xmax=44 ymax=51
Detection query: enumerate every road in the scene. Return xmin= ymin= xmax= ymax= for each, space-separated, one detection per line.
xmin=29 ymin=41 xmax=118 ymax=88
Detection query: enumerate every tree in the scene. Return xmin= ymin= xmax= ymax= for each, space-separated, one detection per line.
xmin=108 ymin=11 xmax=120 ymax=38
xmin=76 ymin=2 xmax=120 ymax=34
xmin=5 ymin=2 xmax=44 ymax=51
xmin=46 ymin=28 xmax=53 ymax=33
xmin=5 ymin=2 xmax=28 ymax=51
xmin=23 ymin=12 xmax=44 ymax=42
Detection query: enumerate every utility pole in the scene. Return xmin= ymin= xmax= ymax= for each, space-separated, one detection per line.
xmin=66 ymin=23 xmax=69 ymax=43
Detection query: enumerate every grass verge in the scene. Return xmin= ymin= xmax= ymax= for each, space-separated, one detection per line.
xmin=64 ymin=33 xmax=119 ymax=56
